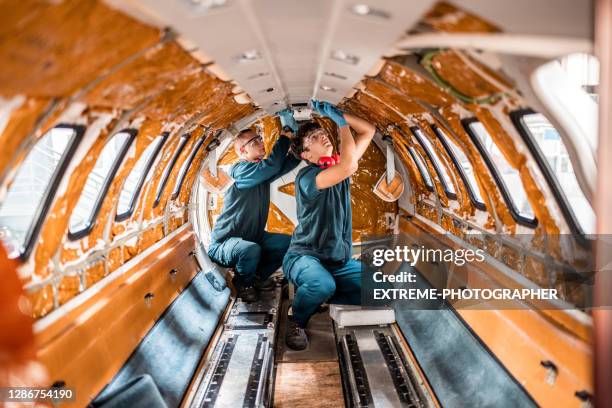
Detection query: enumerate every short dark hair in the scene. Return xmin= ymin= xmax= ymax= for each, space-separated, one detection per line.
xmin=291 ymin=121 xmax=321 ymax=158
xmin=237 ymin=128 xmax=254 ymax=137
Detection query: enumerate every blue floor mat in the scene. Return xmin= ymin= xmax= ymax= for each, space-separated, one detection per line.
xmin=95 ymin=268 xmax=230 ymax=408
xmin=393 ymin=263 xmax=536 ymax=408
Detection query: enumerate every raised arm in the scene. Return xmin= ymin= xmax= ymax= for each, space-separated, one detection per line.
xmin=345 ymin=112 xmax=375 ymax=161
xmin=315 ymin=124 xmax=358 ymax=190
xmin=276 ymin=149 xmax=301 ymax=179
xmin=273 ymin=109 xmax=301 ymax=179
xmin=310 ymin=100 xmax=372 ymax=189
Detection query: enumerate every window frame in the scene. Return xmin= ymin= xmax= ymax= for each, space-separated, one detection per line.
xmin=407 ymin=145 xmax=434 ymax=191
xmin=410 ymin=126 xmax=458 ymax=200
xmin=68 ymin=129 xmax=137 ymax=240
xmin=431 ymin=124 xmax=486 ymax=211
xmin=462 ymin=118 xmax=538 ymax=228
xmin=509 ymin=108 xmax=590 ymax=242
xmin=115 ymin=132 xmax=168 ymax=222
xmin=171 ymin=135 xmax=206 ymax=200
xmin=153 ymin=133 xmax=191 ymax=208
xmin=15 ymin=123 xmax=85 ymax=260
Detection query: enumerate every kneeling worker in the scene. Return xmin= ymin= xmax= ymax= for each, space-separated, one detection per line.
xmin=283 ymin=101 xmax=375 ymax=350
xmin=208 ymin=110 xmax=300 ymax=302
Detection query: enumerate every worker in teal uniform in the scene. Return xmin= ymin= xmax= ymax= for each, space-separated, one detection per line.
xmin=283 ymin=100 xmax=376 ymax=350
xmin=208 ymin=109 xmax=301 ymax=302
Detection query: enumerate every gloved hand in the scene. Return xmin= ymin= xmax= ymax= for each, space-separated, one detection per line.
xmin=311 ymin=99 xmax=347 ymax=127
xmin=278 ymin=108 xmax=298 ymax=134
xmin=311 ymin=99 xmax=325 ymax=116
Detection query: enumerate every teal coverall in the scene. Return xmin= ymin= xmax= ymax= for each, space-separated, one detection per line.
xmin=283 ymin=164 xmax=363 ymax=328
xmin=208 ymin=135 xmax=299 ymax=287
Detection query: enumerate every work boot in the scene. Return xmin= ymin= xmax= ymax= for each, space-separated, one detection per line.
xmin=285 ymin=316 xmax=308 ymax=351
xmin=237 ymin=285 xmax=258 ymax=303
xmin=315 ymin=304 xmax=329 ymax=314
xmin=232 ymin=274 xmax=258 ymax=303
xmin=255 ymin=276 xmax=276 ymax=292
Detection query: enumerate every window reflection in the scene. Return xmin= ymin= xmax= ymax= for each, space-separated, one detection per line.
xmin=154 ymin=134 xmax=190 ymax=207
xmin=116 ymin=135 xmax=166 ymax=219
xmin=434 ymin=126 xmax=485 ymax=207
xmin=0 ymin=126 xmax=77 ymax=257
xmin=468 ymin=122 xmax=535 ymax=221
xmin=172 ymin=136 xmax=205 ymax=200
xmin=412 ymin=128 xmax=456 ymax=198
xmin=69 ymin=131 xmax=133 ymax=236
xmin=408 ymin=146 xmax=433 ymax=190
xmin=521 ymin=113 xmax=595 ymax=234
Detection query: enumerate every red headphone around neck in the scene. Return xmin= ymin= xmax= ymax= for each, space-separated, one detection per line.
xmin=318 ymin=153 xmax=340 ymax=169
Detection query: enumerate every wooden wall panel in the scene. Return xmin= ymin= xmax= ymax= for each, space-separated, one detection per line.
xmin=35 ymin=227 xmax=197 ymax=407
xmin=399 ymin=217 xmax=592 ymax=407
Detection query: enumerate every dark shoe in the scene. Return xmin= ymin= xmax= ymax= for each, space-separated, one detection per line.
xmin=237 ymin=285 xmax=258 ymax=303
xmin=315 ymin=304 xmax=329 ymax=314
xmin=285 ymin=316 xmax=308 ymax=350
xmin=255 ymin=276 xmax=276 ymax=292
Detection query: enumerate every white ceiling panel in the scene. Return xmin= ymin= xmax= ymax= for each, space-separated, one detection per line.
xmin=105 ymin=0 xmax=594 ymax=114
xmin=106 ymin=0 xmax=436 ymax=114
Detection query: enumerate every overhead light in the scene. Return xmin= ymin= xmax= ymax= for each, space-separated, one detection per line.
xmin=325 ymin=72 xmax=348 ymax=80
xmin=235 ymin=49 xmax=261 ymax=62
xmin=247 ymin=72 xmax=270 ymax=80
xmin=350 ymin=4 xmax=391 ymax=19
xmin=188 ymin=0 xmax=228 ymax=11
xmin=320 ymin=85 xmax=337 ymax=92
xmin=351 ymin=4 xmax=370 ymax=15
xmin=190 ymin=0 xmax=226 ymax=6
xmin=331 ymin=50 xmax=360 ymax=65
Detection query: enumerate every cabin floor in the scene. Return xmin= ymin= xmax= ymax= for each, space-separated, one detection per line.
xmin=274 ymin=301 xmax=345 ymax=407
xmin=181 ymin=269 xmax=435 ymax=407
xmin=273 ymin=362 xmax=345 ymax=408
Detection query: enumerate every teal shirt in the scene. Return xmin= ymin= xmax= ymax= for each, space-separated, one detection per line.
xmin=287 ymin=164 xmax=352 ymax=265
xmin=211 ymin=136 xmax=299 ymax=244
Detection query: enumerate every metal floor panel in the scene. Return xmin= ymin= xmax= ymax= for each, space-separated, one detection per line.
xmin=336 ymin=324 xmax=430 ymax=408
xmin=188 ymin=280 xmax=282 ymax=408
xmin=354 ymin=329 xmax=404 ymax=407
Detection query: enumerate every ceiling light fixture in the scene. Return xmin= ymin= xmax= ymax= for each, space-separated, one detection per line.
xmin=350 ymin=4 xmax=391 ymax=19
xmin=247 ymin=72 xmax=270 ymax=80
xmin=351 ymin=4 xmax=370 ymax=15
xmin=324 ymin=72 xmax=348 ymax=80
xmin=236 ymin=49 xmax=261 ymax=62
xmin=320 ymin=85 xmax=337 ymax=92
xmin=188 ymin=0 xmax=228 ymax=11
xmin=331 ymin=50 xmax=360 ymax=65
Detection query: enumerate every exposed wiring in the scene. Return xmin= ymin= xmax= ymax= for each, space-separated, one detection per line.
xmin=456 ymin=49 xmax=522 ymax=102
xmin=420 ymin=50 xmax=505 ymax=105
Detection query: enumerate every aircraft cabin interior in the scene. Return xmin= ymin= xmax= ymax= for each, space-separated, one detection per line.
xmin=0 ymin=0 xmax=610 ymax=407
